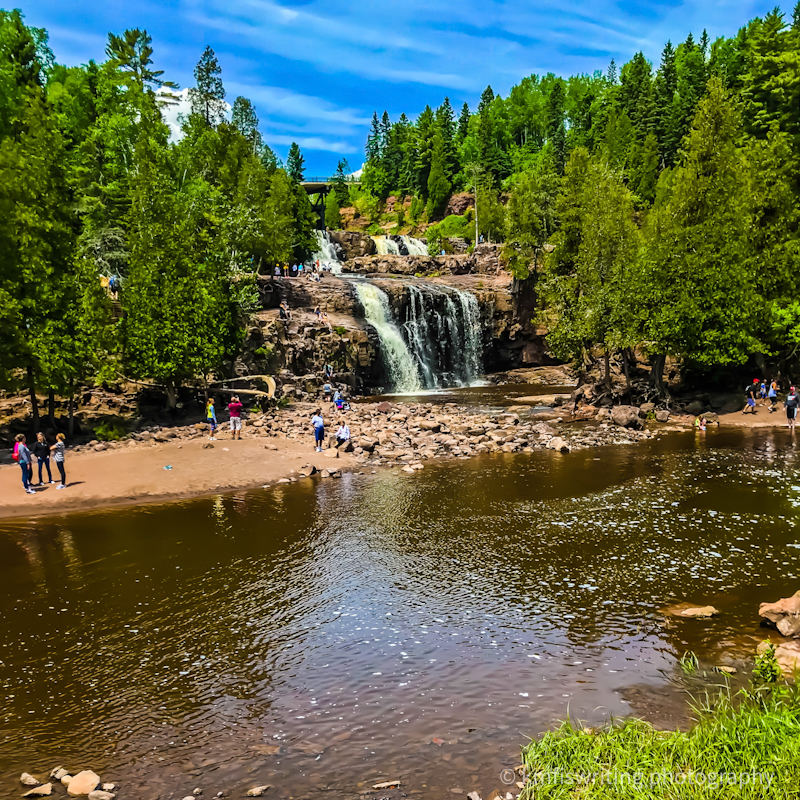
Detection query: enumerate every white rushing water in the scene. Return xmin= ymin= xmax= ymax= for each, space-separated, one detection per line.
xmin=355 ymin=283 xmax=421 ymax=392
xmin=401 ymin=236 xmax=428 ymax=256
xmin=310 ymin=231 xmax=342 ymax=275
xmin=372 ymin=236 xmax=401 ymax=256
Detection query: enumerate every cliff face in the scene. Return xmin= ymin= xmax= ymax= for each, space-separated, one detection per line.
xmin=341 ymin=243 xmax=504 ymax=277
xmin=240 ymin=265 xmax=556 ymax=393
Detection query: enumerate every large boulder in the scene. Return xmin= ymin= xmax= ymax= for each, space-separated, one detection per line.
xmin=684 ymin=400 xmax=705 ymax=416
xmin=760 ymin=590 xmax=800 ymax=637
xmin=610 ymin=405 xmax=641 ymax=429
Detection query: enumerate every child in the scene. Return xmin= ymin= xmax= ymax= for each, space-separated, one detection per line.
xmin=311 ymin=409 xmax=325 ymax=452
xmin=50 ymin=432 xmax=67 ymax=489
xmin=206 ymin=397 xmax=217 ymax=440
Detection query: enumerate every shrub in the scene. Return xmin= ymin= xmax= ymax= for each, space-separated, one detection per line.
xmin=334 ymin=326 xmax=348 ymax=336
xmin=95 ymin=421 xmax=128 ymax=441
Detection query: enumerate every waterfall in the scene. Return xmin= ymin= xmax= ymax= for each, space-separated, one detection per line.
xmin=401 ymin=236 xmax=428 ymax=256
xmin=454 ymin=289 xmax=482 ymax=382
xmin=371 ymin=236 xmax=400 ymax=256
xmin=355 ymin=283 xmax=421 ymax=392
xmin=309 ymin=231 xmax=342 ymax=275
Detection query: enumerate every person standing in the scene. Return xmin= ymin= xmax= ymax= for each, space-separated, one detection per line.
xmin=51 ymin=432 xmax=67 ymax=488
xmin=311 ymin=409 xmax=325 ymax=452
xmin=769 ymin=380 xmax=779 ymax=413
xmin=15 ymin=434 xmax=35 ymax=494
xmin=228 ymin=394 xmax=244 ymax=440
xmin=32 ymin=432 xmax=54 ymax=485
xmin=742 ymin=379 xmax=758 ymax=414
xmin=786 ymin=387 xmax=798 ymax=431
xmin=206 ymin=397 xmax=217 ymax=440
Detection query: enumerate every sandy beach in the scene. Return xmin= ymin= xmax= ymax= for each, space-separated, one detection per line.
xmin=0 ymin=436 xmax=355 ymax=520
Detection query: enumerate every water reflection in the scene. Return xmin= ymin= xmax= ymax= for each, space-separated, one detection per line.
xmin=0 ymin=429 xmax=798 ymax=798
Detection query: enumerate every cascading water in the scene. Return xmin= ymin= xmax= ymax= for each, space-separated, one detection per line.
xmin=355 ymin=283 xmax=421 ymax=392
xmin=309 ymin=231 xmax=342 ymax=275
xmin=401 ymin=236 xmax=428 ymax=256
xmin=358 ymin=279 xmax=484 ymax=391
xmin=371 ymin=236 xmax=401 ymax=256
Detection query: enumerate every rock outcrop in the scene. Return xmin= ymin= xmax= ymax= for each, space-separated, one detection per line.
xmin=760 ymin=590 xmax=800 ymax=637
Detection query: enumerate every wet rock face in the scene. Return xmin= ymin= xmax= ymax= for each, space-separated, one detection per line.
xmin=327 ymin=230 xmax=375 ymax=259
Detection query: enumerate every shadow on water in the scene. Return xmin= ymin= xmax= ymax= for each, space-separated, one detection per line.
xmin=1 ymin=427 xmax=800 ymax=797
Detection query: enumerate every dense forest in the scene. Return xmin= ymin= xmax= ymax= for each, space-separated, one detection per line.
xmin=351 ymin=5 xmax=800 ymax=385
xmin=2 ymin=6 xmax=800 ymax=409
xmin=0 ymin=10 xmax=318 ymax=413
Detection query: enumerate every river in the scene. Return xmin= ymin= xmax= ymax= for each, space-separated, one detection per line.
xmin=1 ymin=428 xmax=798 ymax=797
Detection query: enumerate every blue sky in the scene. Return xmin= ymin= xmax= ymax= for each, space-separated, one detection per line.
xmin=21 ymin=0 xmax=791 ymax=175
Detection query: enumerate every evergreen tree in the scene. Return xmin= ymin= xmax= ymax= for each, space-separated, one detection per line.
xmin=638 ymin=77 xmax=759 ymax=373
xmin=324 ymin=190 xmax=341 ymax=229
xmin=436 ymin=97 xmax=459 ymax=181
xmin=457 ymin=102 xmax=470 ymax=142
xmin=365 ymin=111 xmax=381 ymax=161
xmin=426 ymin=129 xmax=451 ymax=218
xmin=654 ymin=41 xmax=680 ymax=166
xmin=286 ymin=142 xmax=305 ymax=182
xmin=332 ymin=158 xmax=351 ymax=206
xmin=105 ymin=28 xmax=177 ymax=96
xmin=189 ymin=45 xmax=225 ymax=127
xmin=231 ymin=96 xmax=261 ymax=149
xmin=631 ymin=131 xmax=659 ymax=202
xmin=478 ymin=85 xmax=495 ymax=115
xmin=607 ymin=59 xmax=618 ymax=84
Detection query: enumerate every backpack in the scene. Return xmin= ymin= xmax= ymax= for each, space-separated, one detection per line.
xmin=12 ymin=441 xmax=19 ymax=461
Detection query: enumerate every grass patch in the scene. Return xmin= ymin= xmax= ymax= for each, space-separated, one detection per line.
xmin=520 ymin=650 xmax=800 ymax=798
xmin=334 ymin=325 xmax=348 ymax=336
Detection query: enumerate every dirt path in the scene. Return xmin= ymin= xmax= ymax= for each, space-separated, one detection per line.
xmin=0 ymin=437 xmax=354 ymax=521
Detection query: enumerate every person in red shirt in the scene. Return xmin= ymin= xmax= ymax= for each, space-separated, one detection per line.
xmin=228 ymin=395 xmax=244 ymax=440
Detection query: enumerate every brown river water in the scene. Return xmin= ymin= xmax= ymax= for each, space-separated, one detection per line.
xmin=1 ymin=427 xmax=799 ymax=799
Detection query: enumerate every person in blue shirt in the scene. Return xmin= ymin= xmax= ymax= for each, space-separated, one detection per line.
xmin=311 ymin=410 xmax=325 ymax=452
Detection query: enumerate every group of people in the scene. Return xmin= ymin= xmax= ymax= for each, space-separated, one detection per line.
xmin=310 ymin=409 xmax=350 ymax=453
xmin=13 ymin=432 xmax=67 ymax=494
xmin=205 ymin=395 xmax=244 ymax=440
xmin=273 ymin=260 xmax=331 ymax=281
xmin=743 ymin=378 xmax=799 ymax=429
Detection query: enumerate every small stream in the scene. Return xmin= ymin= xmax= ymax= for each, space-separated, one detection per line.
xmin=1 ymin=428 xmax=799 ymax=797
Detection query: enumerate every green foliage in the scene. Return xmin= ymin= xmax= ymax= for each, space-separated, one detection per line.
xmin=520 ymin=681 xmax=800 ymax=799
xmin=95 ymin=421 xmax=128 ymax=441
xmin=754 ymin=643 xmax=781 ymax=685
xmin=324 ymin=191 xmax=341 ymax=229
xmin=286 ymin=142 xmax=305 ymax=182
xmin=189 ymin=45 xmax=225 ymax=127
xmin=680 ymin=650 xmax=700 ymax=674
xmin=333 ymin=326 xmax=348 ymax=336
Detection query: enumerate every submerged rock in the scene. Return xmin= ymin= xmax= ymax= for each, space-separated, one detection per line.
xmin=246 ymin=787 xmax=271 ymax=797
xmin=24 ymin=785 xmax=53 ymax=798
xmin=759 ymin=590 xmax=800 ymax=637
xmin=21 ymin=774 xmax=39 ymax=786
xmin=664 ymin=604 xmax=719 ymax=618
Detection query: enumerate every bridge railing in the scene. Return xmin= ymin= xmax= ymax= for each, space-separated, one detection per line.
xmin=302 ymin=176 xmax=361 ymax=184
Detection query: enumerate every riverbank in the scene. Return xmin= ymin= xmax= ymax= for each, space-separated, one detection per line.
xmin=0 ymin=437 xmax=356 ymax=519
xmin=2 ymin=394 xmax=797 ymax=520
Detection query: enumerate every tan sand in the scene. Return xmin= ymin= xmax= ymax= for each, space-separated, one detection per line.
xmin=0 ymin=437 xmax=355 ymax=520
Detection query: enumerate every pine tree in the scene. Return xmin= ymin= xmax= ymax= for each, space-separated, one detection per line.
xmin=436 ymin=97 xmax=459 ymax=181
xmin=478 ymin=85 xmax=495 ymax=115
xmin=189 ymin=45 xmax=225 ymax=127
xmin=607 ymin=59 xmax=618 ymax=84
xmin=380 ymin=110 xmax=391 ymax=153
xmin=105 ymin=28 xmax=177 ymax=96
xmin=366 ymin=111 xmax=381 ymax=162
xmin=231 ymin=96 xmax=261 ymax=149
xmin=286 ymin=142 xmax=305 ymax=182
xmin=426 ymin=129 xmax=451 ymax=219
xmin=654 ymin=41 xmax=680 ymax=166
xmin=332 ymin=158 xmax=351 ymax=206
xmin=457 ymin=102 xmax=470 ymax=142
xmin=632 ymin=131 xmax=659 ymax=202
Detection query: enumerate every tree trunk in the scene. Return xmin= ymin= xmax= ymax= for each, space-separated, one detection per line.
xmin=48 ymin=388 xmax=56 ymax=430
xmin=621 ymin=349 xmax=631 ymax=392
xmin=604 ymin=350 xmax=612 ymax=392
xmin=649 ymin=353 xmax=668 ymax=397
xmin=165 ymin=381 xmax=178 ymax=410
xmin=67 ymin=379 xmax=75 ymax=438
xmin=27 ymin=365 xmax=39 ymax=431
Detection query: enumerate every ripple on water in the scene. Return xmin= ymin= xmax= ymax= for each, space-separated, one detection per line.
xmin=0 ymin=428 xmax=798 ymax=797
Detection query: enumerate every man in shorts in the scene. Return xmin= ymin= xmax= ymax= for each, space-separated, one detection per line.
xmin=786 ymin=388 xmax=798 ymax=430
xmin=742 ymin=379 xmax=758 ymax=414
xmin=228 ymin=395 xmax=244 ymax=440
